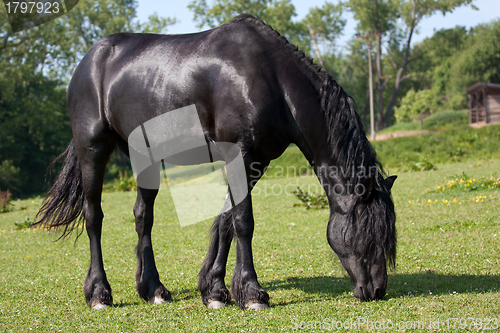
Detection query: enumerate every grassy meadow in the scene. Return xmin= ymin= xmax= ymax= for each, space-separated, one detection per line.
xmin=1 ymin=122 xmax=500 ymax=332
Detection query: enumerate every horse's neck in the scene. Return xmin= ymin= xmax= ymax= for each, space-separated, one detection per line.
xmin=277 ymin=63 xmax=331 ymax=169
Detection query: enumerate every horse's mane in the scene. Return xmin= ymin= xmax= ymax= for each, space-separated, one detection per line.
xmin=230 ymin=15 xmax=383 ymax=181
xmin=229 ymin=15 xmax=396 ymax=267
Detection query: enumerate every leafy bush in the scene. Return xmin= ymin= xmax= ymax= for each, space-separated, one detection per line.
xmin=399 ymin=157 xmax=437 ymax=172
xmin=14 ymin=216 xmax=33 ymax=230
xmin=292 ymin=187 xmax=328 ymax=209
xmin=395 ymin=88 xmax=441 ymax=124
xmin=0 ymin=160 xmax=20 ymax=194
xmin=113 ymin=170 xmax=136 ymax=192
xmin=0 ymin=189 xmax=13 ymax=213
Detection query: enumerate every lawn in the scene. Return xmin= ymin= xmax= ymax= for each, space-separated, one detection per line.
xmin=1 ymin=157 xmax=499 ymax=332
xmin=376 ymin=109 xmax=469 ymax=134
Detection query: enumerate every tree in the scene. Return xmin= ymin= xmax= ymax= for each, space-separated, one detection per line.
xmin=347 ymin=0 xmax=476 ymax=129
xmin=347 ymin=0 xmax=398 ymax=130
xmin=188 ymin=0 xmax=307 ymax=48
xmin=449 ymin=19 xmax=500 ymax=103
xmin=188 ymin=0 xmax=345 ymax=59
xmin=383 ymin=0 xmax=475 ymax=126
xmin=323 ymin=38 xmax=371 ymax=127
xmin=304 ymin=2 xmax=346 ymax=67
xmin=0 ymin=0 xmax=176 ymax=195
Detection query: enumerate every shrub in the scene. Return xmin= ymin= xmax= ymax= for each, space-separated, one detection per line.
xmin=14 ymin=216 xmax=33 ymax=230
xmin=399 ymin=157 xmax=437 ymax=172
xmin=113 ymin=170 xmax=137 ymax=192
xmin=292 ymin=187 xmax=328 ymax=209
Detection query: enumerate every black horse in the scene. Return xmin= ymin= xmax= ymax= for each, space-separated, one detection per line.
xmin=35 ymin=14 xmax=397 ymax=310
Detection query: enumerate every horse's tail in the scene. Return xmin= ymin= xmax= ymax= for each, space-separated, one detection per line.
xmin=34 ymin=139 xmax=85 ymax=240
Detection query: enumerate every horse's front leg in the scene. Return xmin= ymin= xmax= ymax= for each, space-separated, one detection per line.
xmin=134 ymin=169 xmax=172 ymax=304
xmin=230 ymin=194 xmax=270 ymax=309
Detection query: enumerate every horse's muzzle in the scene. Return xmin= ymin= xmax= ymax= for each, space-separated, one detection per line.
xmin=353 ymin=285 xmax=386 ymax=301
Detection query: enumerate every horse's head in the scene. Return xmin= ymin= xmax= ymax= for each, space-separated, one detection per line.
xmin=326 ymin=175 xmax=397 ymax=301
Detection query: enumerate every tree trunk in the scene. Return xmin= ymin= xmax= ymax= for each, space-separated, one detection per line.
xmin=308 ymin=24 xmax=325 ymax=68
xmin=375 ymin=34 xmax=384 ymax=130
xmin=384 ymin=1 xmax=417 ymax=125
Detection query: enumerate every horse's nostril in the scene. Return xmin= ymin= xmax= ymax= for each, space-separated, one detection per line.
xmin=374 ymin=287 xmax=385 ymax=300
xmin=353 ymin=286 xmax=366 ymax=300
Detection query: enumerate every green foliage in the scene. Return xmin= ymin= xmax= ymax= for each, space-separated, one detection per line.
xmin=14 ymin=216 xmax=33 ymax=230
xmin=0 ymin=189 xmax=13 ymax=213
xmin=378 ymin=109 xmax=469 ymax=133
xmin=449 ymin=19 xmax=500 ymax=98
xmin=0 ymin=0 xmax=175 ymax=197
xmin=433 ymin=172 xmax=500 ymax=193
xmin=0 ymin=160 xmax=20 ymax=193
xmin=345 ymin=0 xmax=474 ymax=128
xmin=188 ymin=0 xmax=306 ymax=48
xmin=188 ymin=0 xmax=345 ymax=56
xmin=304 ymin=1 xmax=346 ymax=46
xmin=372 ymin=124 xmax=500 ymax=168
xmin=0 ymin=74 xmax=71 ymax=196
xmin=292 ymin=187 xmax=328 ymax=209
xmin=113 ymin=170 xmax=136 ymax=192
xmin=347 ymin=0 xmax=397 ymax=34
xmin=395 ymin=88 xmax=441 ymax=123
xmin=399 ymin=156 xmax=436 ymax=172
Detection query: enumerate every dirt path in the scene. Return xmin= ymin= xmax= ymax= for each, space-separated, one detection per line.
xmin=371 ymin=129 xmax=444 ymax=141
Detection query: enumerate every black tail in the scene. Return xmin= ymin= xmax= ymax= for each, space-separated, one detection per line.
xmin=34 ymin=140 xmax=85 ymax=240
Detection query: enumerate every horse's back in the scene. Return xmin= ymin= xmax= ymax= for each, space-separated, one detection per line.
xmin=67 ymin=15 xmax=286 ymax=144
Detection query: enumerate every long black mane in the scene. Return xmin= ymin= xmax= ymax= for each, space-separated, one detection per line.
xmin=233 ymin=15 xmax=383 ymax=178
xmin=233 ymin=15 xmax=396 ymax=267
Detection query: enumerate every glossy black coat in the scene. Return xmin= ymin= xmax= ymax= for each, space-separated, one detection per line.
xmin=35 ymin=14 xmax=396 ymax=309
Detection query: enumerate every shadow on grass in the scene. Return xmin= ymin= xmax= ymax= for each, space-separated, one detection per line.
xmin=262 ymin=272 xmax=500 ymax=305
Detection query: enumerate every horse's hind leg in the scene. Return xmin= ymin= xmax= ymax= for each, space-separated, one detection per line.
xmin=76 ymin=136 xmax=116 ymax=309
xmin=134 ymin=164 xmax=172 ymax=303
xmin=230 ymin=194 xmax=270 ymax=309
xmin=198 ymin=199 xmax=234 ymax=308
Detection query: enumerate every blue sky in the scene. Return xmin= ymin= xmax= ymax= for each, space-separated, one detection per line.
xmin=136 ymin=0 xmax=500 ymax=48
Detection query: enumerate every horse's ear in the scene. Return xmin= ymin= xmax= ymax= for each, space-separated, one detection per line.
xmin=385 ymin=175 xmax=397 ymax=190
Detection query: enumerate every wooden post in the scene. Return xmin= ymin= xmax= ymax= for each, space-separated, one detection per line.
xmin=484 ymin=87 xmax=489 ymax=123
xmin=357 ymin=32 xmax=384 ymax=141
xmin=367 ymin=41 xmax=375 ymax=141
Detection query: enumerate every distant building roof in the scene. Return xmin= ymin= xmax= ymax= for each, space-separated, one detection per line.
xmin=465 ymin=82 xmax=500 ymax=94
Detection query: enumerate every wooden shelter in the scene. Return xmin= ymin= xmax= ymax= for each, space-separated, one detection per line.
xmin=466 ymin=82 xmax=500 ymax=126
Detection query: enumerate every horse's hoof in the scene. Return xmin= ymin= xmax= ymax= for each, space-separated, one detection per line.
xmin=207 ymin=300 xmax=226 ymax=309
xmin=247 ymin=302 xmax=269 ymax=310
xmin=92 ymin=303 xmax=110 ymax=310
xmin=152 ymin=296 xmax=171 ymax=304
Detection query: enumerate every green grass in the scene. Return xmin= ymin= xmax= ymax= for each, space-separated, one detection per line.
xmin=264 ymin=124 xmax=500 ymax=174
xmin=1 ymin=157 xmax=500 ymax=331
xmin=377 ymin=109 xmax=469 ymax=134
xmin=372 ymin=124 xmax=500 ymax=169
